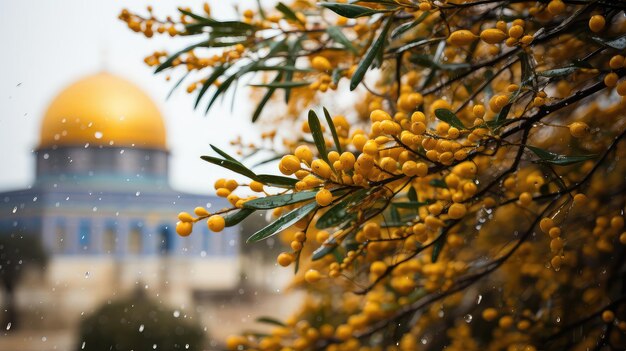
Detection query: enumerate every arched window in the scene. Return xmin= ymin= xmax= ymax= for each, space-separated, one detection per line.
xmin=128 ymin=222 xmax=143 ymax=255
xmin=159 ymin=225 xmax=173 ymax=255
xmin=103 ymin=221 xmax=117 ymax=254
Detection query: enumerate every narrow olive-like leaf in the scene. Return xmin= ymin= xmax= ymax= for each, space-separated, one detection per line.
xmin=316 ymin=189 xmax=369 ymax=229
xmin=210 ymin=144 xmax=240 ymax=163
xmin=492 ymin=103 xmax=512 ymax=127
xmin=312 ymin=238 xmax=338 ymax=261
xmin=591 ymin=34 xmax=626 ymax=50
xmin=391 ymin=11 xmax=429 ymax=38
xmin=252 ymin=73 xmax=282 ymax=122
xmin=537 ymin=66 xmax=580 ymax=77
xmin=249 ymin=81 xmax=311 ymax=88
xmin=255 ymin=317 xmax=286 ymax=327
xmin=431 ymin=236 xmax=444 ymax=263
xmin=323 ymin=107 xmax=343 ymax=154
xmin=179 ymin=9 xmax=255 ymax=31
xmin=256 ymin=174 xmax=298 ymax=187
xmin=327 ymin=26 xmax=358 ymax=54
xmin=429 ymin=179 xmax=448 ymax=188
xmin=224 ymin=208 xmax=255 ymax=227
xmin=205 ymin=71 xmax=239 ymax=113
xmin=244 ymin=191 xmax=318 ymax=209
xmin=156 ymin=41 xmax=208 ymax=73
xmin=166 ymin=72 xmax=190 ymax=100
xmin=407 ymin=186 xmax=417 ymax=202
xmin=526 ymin=146 xmax=595 ymax=166
xmin=200 ymin=156 xmax=257 ymax=179
xmin=434 ymin=109 xmax=466 ymax=130
xmin=308 ymin=110 xmax=329 ymax=163
xmin=320 ymin=3 xmax=393 ymax=18
xmin=246 ymin=202 xmax=317 ymax=242
xmin=194 ymin=65 xmax=228 ymax=108
xmin=392 ymin=201 xmax=429 ymax=209
xmin=350 ymin=17 xmax=393 ymax=91
xmin=275 ymin=2 xmax=302 ymax=23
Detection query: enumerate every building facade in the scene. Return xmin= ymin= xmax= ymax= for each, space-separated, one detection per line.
xmin=0 ymin=72 xmax=240 ymax=329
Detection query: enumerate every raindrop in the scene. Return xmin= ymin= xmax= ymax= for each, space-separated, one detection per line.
xmin=464 ymin=314 xmax=473 ymax=323
xmin=85 ymin=272 xmax=90 ymax=278
xmin=42 ymin=336 xmax=47 ymax=342
xmin=6 ymin=322 xmax=11 ymax=330
xmin=420 ymin=337 xmax=428 ymax=345
xmin=94 ymin=131 xmax=103 ymax=139
xmin=43 ymin=153 xmax=49 ymax=160
xmin=135 ymin=192 xmax=141 ymax=196
xmin=81 ymin=342 xmax=86 ymax=349
xmin=556 ymin=316 xmax=561 ymax=323
xmin=12 ymin=206 xmax=17 ymax=214
xmin=173 ymin=310 xmax=180 ymax=318
xmin=139 ymin=324 xmax=145 ymax=332
xmin=153 ymin=344 xmax=157 ymax=349
xmin=476 ymin=294 xmax=483 ymax=305
xmin=120 ymin=149 xmax=125 ymax=154
xmin=185 ymin=344 xmax=189 ymax=349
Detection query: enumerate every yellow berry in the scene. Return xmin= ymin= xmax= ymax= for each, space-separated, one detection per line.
xmin=279 ymin=155 xmax=301 ymax=175
xmin=216 ymin=188 xmax=231 ymax=197
xmin=207 ymin=215 xmax=225 ymax=232
xmin=277 ymin=252 xmax=294 ymax=267
xmin=304 ymin=269 xmax=322 ymax=283
xmin=617 ymin=80 xmax=626 ymax=97
xmin=519 ymin=192 xmax=532 ymax=206
xmin=315 ymin=188 xmax=333 ymax=206
xmin=499 ymin=315 xmax=514 ymax=328
xmin=295 ymin=145 xmax=314 ymax=164
xmin=609 ymin=55 xmax=624 ymax=70
xmin=448 ymin=29 xmax=477 ymax=46
xmin=225 ymin=335 xmax=247 ymax=350
xmin=547 ymin=0 xmax=565 ymax=15
xmin=551 ymin=255 xmax=562 ymax=270
xmin=480 ymin=28 xmax=507 ymax=44
xmin=311 ymin=56 xmax=332 ymax=71
xmin=363 ymin=222 xmax=381 ymax=240
xmin=482 ymin=308 xmax=498 ymax=321
xmin=604 ymin=72 xmax=619 ymax=87
xmin=589 ymin=15 xmax=606 ymax=33
xmin=178 ymin=211 xmax=194 ymax=223
xmin=176 ymin=221 xmax=193 ymax=237
xmin=602 ymin=310 xmax=615 ymax=323
xmin=540 ymin=218 xmax=555 ymax=233
xmin=508 ymin=25 xmax=524 ymax=39
xmin=370 ymin=261 xmax=387 ymax=276
xmin=447 ymin=203 xmax=467 ymax=219
xmin=250 ymin=180 xmax=265 ymax=192
xmin=194 ymin=207 xmax=210 ymax=217
xmin=316 ymin=230 xmax=330 ymax=243
xmin=569 ymin=121 xmax=589 ymax=138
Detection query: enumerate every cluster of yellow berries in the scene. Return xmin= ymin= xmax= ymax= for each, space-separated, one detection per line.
xmin=448 ymin=19 xmax=533 ymax=48
xmin=175 ymin=206 xmax=225 ymax=237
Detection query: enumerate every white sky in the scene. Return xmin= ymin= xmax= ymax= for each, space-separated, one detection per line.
xmin=0 ymin=0 xmax=274 ymax=195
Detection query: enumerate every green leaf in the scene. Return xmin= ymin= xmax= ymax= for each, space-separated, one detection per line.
xmin=246 ymin=202 xmax=317 ymax=242
xmin=407 ymin=186 xmax=417 ymax=202
xmin=350 ymin=17 xmax=393 ymax=91
xmin=312 ymin=237 xmax=338 ymax=261
xmin=252 ymin=76 xmax=280 ymax=122
xmin=276 ymin=2 xmax=303 ymax=23
xmin=224 ymin=208 xmax=255 ymax=227
xmin=316 ymin=189 xmax=369 ymax=229
xmin=320 ymin=3 xmax=392 ymax=18
xmin=434 ymin=109 xmax=466 ymax=130
xmin=537 ymin=66 xmax=580 ymax=78
xmin=308 ymin=110 xmax=329 ymax=163
xmin=491 ymin=103 xmax=512 ymax=128
xmin=210 ymin=144 xmax=240 ymax=163
xmin=323 ymin=107 xmax=343 ymax=154
xmin=166 ymin=72 xmax=190 ymax=99
xmin=256 ymin=174 xmax=298 ymax=187
xmin=249 ymin=81 xmax=311 ymax=89
xmin=429 ymin=179 xmax=447 ymax=188
xmin=431 ymin=236 xmax=444 ymax=263
xmin=200 ymin=156 xmax=257 ymax=179
xmin=156 ymin=41 xmax=208 ymax=73
xmin=526 ymin=146 xmax=595 ymax=166
xmin=591 ymin=34 xmax=626 ymax=50
xmin=392 ymin=201 xmax=429 ymax=209
xmin=194 ymin=65 xmax=228 ymax=109
xmin=391 ymin=11 xmax=429 ymax=38
xmin=244 ymin=191 xmax=318 ymax=209
xmin=327 ymin=26 xmax=358 ymax=54
xmin=256 ymin=317 xmax=286 ymax=327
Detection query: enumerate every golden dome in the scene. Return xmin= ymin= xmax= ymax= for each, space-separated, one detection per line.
xmin=39 ymin=72 xmax=167 ymax=150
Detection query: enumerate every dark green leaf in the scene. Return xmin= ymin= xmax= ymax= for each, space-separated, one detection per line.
xmin=591 ymin=34 xmax=626 ymax=50
xmin=256 ymin=317 xmax=286 ymax=327
xmin=210 ymin=144 xmax=240 ymax=163
xmin=316 ymin=189 xmax=369 ymax=229
xmin=156 ymin=41 xmax=208 ymax=73
xmin=350 ymin=17 xmax=393 ymax=90
xmin=249 ymin=81 xmax=311 ymax=88
xmin=391 ymin=11 xmax=429 ymax=38
xmin=327 ymin=26 xmax=358 ymax=54
xmin=246 ymin=202 xmax=317 ymax=242
xmin=200 ymin=156 xmax=257 ymax=179
xmin=252 ymin=79 xmax=279 ymax=122
xmin=166 ymin=72 xmax=190 ymax=99
xmin=323 ymin=107 xmax=343 ymax=154
xmin=224 ymin=208 xmax=255 ymax=227
xmin=194 ymin=65 xmax=228 ymax=108
xmin=527 ymin=146 xmax=595 ymax=166
xmin=312 ymin=237 xmax=338 ymax=261
xmin=491 ymin=102 xmax=512 ymax=128
xmin=276 ymin=2 xmax=302 ymax=23
xmin=256 ymin=174 xmax=298 ymax=187
xmin=407 ymin=186 xmax=417 ymax=202
xmin=308 ymin=110 xmax=329 ymax=163
xmin=431 ymin=236 xmax=444 ymax=263
xmin=392 ymin=201 xmax=429 ymax=209
xmin=537 ymin=66 xmax=580 ymax=77
xmin=244 ymin=191 xmax=318 ymax=209
xmin=434 ymin=109 xmax=466 ymax=130
xmin=429 ymin=179 xmax=448 ymax=188
xmin=320 ymin=3 xmax=392 ymax=18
